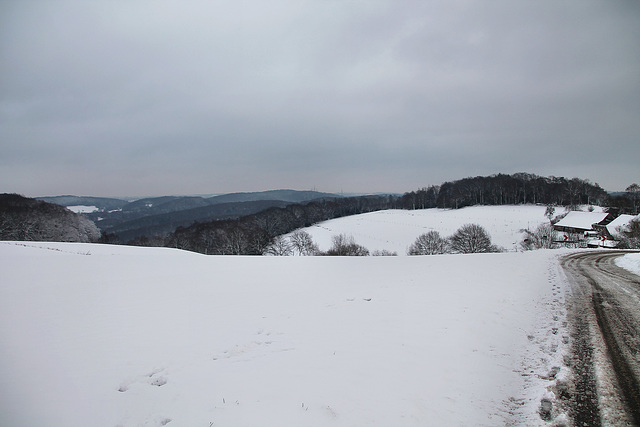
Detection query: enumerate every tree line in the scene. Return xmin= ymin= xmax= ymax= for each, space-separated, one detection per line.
xmin=399 ymin=173 xmax=609 ymax=210
xmin=133 ymin=195 xmax=396 ymax=254
xmin=266 ymin=232 xmax=376 ymax=257
xmin=0 ymin=194 xmax=100 ymax=242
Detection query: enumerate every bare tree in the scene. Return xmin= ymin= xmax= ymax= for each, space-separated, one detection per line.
xmin=626 ymin=183 xmax=640 ymax=215
xmin=0 ymin=214 xmax=16 ymax=239
xmin=408 ymin=231 xmax=449 ymax=255
xmin=264 ymin=235 xmax=293 ymax=256
xmin=289 ymin=230 xmax=319 ymax=256
xmin=544 ymin=204 xmax=556 ymax=222
xmin=449 ymin=224 xmax=500 ymax=254
xmin=566 ymin=178 xmax=582 ymax=210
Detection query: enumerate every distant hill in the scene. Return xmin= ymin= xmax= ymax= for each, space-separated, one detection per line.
xmin=207 ymin=190 xmax=339 ymax=204
xmin=121 ymin=196 xmax=212 ymax=214
xmin=37 ymin=190 xmax=341 ymax=243
xmin=1 ymin=194 xmax=100 ymax=242
xmin=37 ymin=195 xmax=129 ymax=211
xmin=110 ymin=200 xmax=293 ymax=242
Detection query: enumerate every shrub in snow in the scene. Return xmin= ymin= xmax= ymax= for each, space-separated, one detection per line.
xmin=449 ymin=224 xmax=501 ymax=254
xmin=324 ymin=234 xmax=369 ymax=256
xmin=616 ymin=218 xmax=640 ymax=249
xmin=372 ymin=249 xmax=398 ymax=256
xmin=520 ymin=223 xmax=558 ymax=250
xmin=408 ymin=231 xmax=449 ymax=255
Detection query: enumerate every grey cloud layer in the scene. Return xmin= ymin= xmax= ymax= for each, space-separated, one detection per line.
xmin=1 ymin=0 xmax=638 ymax=196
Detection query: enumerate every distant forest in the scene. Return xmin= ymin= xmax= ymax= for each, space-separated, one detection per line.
xmin=3 ymin=173 xmax=637 ymax=255
xmin=162 ymin=195 xmax=394 ymax=254
xmin=161 ymin=173 xmax=616 ymax=255
xmin=0 ymin=193 xmax=100 ymax=242
xmin=400 ymin=173 xmax=609 ymax=210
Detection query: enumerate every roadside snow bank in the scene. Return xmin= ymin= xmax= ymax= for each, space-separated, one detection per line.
xmin=0 ymin=242 xmax=567 ymax=426
xmin=616 ymin=253 xmax=640 ymax=275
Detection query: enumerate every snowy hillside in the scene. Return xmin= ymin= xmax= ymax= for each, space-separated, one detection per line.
xmin=297 ymin=205 xmax=550 ymax=254
xmin=0 ymin=241 xmax=572 ymax=426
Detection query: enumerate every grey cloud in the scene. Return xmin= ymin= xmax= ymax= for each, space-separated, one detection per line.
xmin=1 ymin=0 xmax=639 ymax=196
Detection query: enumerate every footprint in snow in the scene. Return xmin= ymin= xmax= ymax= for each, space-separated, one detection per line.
xmin=118 ymin=368 xmax=168 ymax=392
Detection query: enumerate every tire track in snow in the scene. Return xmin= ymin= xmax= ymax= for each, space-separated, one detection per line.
xmin=561 ymin=251 xmax=640 ymax=426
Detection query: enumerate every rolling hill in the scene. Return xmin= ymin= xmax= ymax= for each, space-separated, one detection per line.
xmin=0 ymin=240 xmax=577 ymax=426
xmin=293 ymin=205 xmax=552 ymax=254
xmin=39 ymin=190 xmax=342 ymax=242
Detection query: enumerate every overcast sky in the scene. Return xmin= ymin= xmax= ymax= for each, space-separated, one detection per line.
xmin=1 ymin=1 xmax=638 ymax=197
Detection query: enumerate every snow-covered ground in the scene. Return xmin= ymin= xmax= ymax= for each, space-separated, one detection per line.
xmin=617 ymin=252 xmax=640 ymax=275
xmin=297 ymin=205 xmax=550 ymax=254
xmin=67 ymin=205 xmax=99 ymax=213
xmin=0 ymin=241 xmax=571 ymax=426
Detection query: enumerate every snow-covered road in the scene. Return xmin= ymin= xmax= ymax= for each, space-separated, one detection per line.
xmin=561 ymin=251 xmax=640 ymax=426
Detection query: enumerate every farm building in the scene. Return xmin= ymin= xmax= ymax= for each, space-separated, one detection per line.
xmin=605 ymin=214 xmax=637 ymax=239
xmin=553 ymin=211 xmax=612 ymax=234
xmin=553 ymin=211 xmax=612 ymax=246
xmin=552 ymin=211 xmax=638 ymax=248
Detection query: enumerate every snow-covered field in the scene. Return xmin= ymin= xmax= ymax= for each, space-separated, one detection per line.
xmin=67 ymin=205 xmax=99 ymax=213
xmin=0 ymin=240 xmax=572 ymax=426
xmin=298 ymin=205 xmax=550 ymax=254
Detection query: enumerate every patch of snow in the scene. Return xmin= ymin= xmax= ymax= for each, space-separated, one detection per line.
xmin=295 ymin=205 xmax=549 ymax=254
xmin=616 ymin=253 xmax=640 ymax=276
xmin=579 ymin=205 xmax=606 ymax=213
xmin=586 ymin=238 xmax=617 ymax=248
xmin=67 ymin=205 xmax=98 ymax=213
xmin=0 ymin=241 xmax=570 ymax=426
